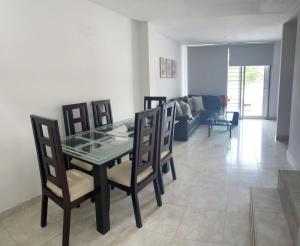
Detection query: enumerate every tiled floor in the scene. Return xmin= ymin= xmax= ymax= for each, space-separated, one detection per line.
xmin=251 ymin=188 xmax=293 ymax=246
xmin=0 ymin=120 xmax=294 ymax=246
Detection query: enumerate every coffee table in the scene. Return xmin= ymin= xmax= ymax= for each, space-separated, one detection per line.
xmin=207 ymin=111 xmax=234 ymax=138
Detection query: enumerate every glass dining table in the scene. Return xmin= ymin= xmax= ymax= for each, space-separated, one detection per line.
xmin=61 ymin=119 xmax=135 ymax=234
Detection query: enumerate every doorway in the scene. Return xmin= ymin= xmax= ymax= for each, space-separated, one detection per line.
xmin=227 ymin=65 xmax=270 ymax=118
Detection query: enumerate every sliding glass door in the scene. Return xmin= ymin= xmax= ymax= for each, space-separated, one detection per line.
xmin=227 ymin=65 xmax=270 ymax=118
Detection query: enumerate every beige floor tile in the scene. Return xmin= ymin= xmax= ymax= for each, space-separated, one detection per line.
xmin=0 ymin=224 xmax=17 ymax=246
xmin=259 ymin=172 xmax=278 ymax=188
xmin=227 ymin=186 xmax=250 ymax=212
xmin=230 ymin=162 xmax=260 ymax=175
xmin=175 ymin=208 xmax=226 ymax=244
xmin=143 ymin=205 xmax=186 ymax=236
xmin=223 ymin=211 xmax=251 ymax=246
xmin=163 ymin=183 xmax=193 ymax=207
xmin=188 ymin=186 xmax=228 ymax=210
xmin=255 ymin=212 xmax=292 ymax=246
xmin=174 ymin=166 xmax=201 ymax=186
xmin=195 ymin=172 xmax=228 ymax=188
xmin=251 ymin=188 xmax=283 ymax=213
xmin=1 ymin=199 xmax=62 ymax=246
xmin=165 ymin=184 xmax=227 ymax=210
xmin=228 ymin=174 xmax=261 ymax=188
xmin=109 ymin=227 xmax=172 ymax=246
xmin=171 ymin=239 xmax=222 ymax=246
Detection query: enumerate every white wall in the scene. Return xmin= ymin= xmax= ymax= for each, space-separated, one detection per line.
xmin=131 ymin=21 xmax=150 ymax=111
xmin=188 ymin=46 xmax=228 ymax=95
xmin=0 ymin=0 xmax=142 ymax=213
xmin=148 ymin=24 xmax=182 ymax=99
xmin=288 ymin=13 xmax=300 ymax=167
xmin=268 ymin=41 xmax=281 ymax=119
xmin=276 ymin=19 xmax=297 ymax=138
xmin=181 ymin=45 xmax=188 ymax=96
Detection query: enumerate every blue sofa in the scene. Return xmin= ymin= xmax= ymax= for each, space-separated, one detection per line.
xmin=173 ymin=95 xmax=226 ymax=141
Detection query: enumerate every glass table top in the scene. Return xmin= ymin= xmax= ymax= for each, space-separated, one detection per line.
xmin=208 ymin=111 xmax=234 ymax=123
xmin=62 ymin=119 xmax=134 ymax=165
xmin=96 ymin=118 xmax=135 ymax=137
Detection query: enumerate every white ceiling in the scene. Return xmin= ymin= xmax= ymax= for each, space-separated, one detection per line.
xmin=91 ymin=0 xmax=300 ymax=44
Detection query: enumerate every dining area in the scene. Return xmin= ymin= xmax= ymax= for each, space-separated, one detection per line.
xmin=30 ymin=96 xmax=177 ymax=246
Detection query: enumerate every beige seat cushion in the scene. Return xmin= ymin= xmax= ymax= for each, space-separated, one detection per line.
xmin=161 ymin=150 xmax=170 ymax=160
xmin=107 ymin=161 xmax=153 ymax=187
xmin=46 ymin=169 xmax=94 ymax=201
xmin=71 ymin=158 xmax=93 ymax=172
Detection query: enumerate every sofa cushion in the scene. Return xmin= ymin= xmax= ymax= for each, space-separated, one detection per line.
xmin=203 ymin=96 xmax=222 ymax=110
xmin=175 ymin=101 xmax=183 ymax=117
xmin=192 ymin=111 xmax=201 ymax=118
xmin=187 ymin=97 xmax=194 ymax=111
xmin=192 ymin=96 xmax=205 ymax=111
xmin=180 ymin=101 xmax=192 ymax=118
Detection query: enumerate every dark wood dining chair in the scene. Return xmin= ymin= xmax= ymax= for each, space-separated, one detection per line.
xmin=144 ymin=96 xmax=167 ymax=110
xmin=91 ymin=99 xmax=113 ymax=128
xmin=157 ymin=101 xmax=177 ymax=194
xmin=91 ymin=99 xmax=122 ymax=164
xmin=107 ymin=107 xmax=162 ymax=228
xmin=62 ymin=103 xmax=93 ymax=172
xmin=30 ymin=115 xmax=95 ymax=246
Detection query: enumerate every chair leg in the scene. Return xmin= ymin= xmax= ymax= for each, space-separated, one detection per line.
xmin=62 ymin=209 xmax=71 ymax=246
xmin=162 ymin=161 xmax=170 ymax=173
xmin=153 ymin=179 xmax=162 ymax=207
xmin=157 ymin=165 xmax=165 ymax=195
xmin=170 ymin=157 xmax=177 ymax=180
xmin=131 ymin=193 xmax=142 ymax=228
xmin=41 ymin=194 xmax=48 ymax=227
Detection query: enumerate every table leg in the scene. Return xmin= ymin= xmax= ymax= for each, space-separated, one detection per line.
xmin=208 ymin=124 xmax=211 ymax=137
xmin=93 ymin=165 xmax=110 ymax=234
xmin=230 ymin=125 xmax=232 ymax=138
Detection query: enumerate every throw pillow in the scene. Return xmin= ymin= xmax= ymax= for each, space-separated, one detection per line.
xmin=180 ymin=101 xmax=193 ymax=118
xmin=175 ymin=101 xmax=183 ymax=117
xmin=187 ymin=97 xmax=194 ymax=111
xmin=192 ymin=96 xmax=205 ymax=111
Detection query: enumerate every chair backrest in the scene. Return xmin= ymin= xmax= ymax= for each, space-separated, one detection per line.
xmin=144 ymin=96 xmax=167 ymax=110
xmin=62 ymin=103 xmax=90 ymax=136
xmin=160 ymin=101 xmax=176 ymax=157
xmin=91 ymin=100 xmax=113 ymax=128
xmin=131 ymin=107 xmax=161 ymax=187
xmin=30 ymin=115 xmax=70 ymax=201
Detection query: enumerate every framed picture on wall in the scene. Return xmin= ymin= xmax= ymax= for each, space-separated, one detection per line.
xmin=171 ymin=60 xmax=176 ymax=78
xmin=166 ymin=59 xmax=172 ymax=78
xmin=160 ymin=57 xmax=167 ymax=78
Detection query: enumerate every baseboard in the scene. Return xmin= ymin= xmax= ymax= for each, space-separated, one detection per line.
xmin=267 ymin=117 xmax=276 ymax=121
xmin=287 ymin=150 xmax=300 ymax=170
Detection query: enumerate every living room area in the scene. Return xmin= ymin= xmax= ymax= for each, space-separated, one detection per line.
xmin=1 ymin=1 xmax=300 ymax=246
